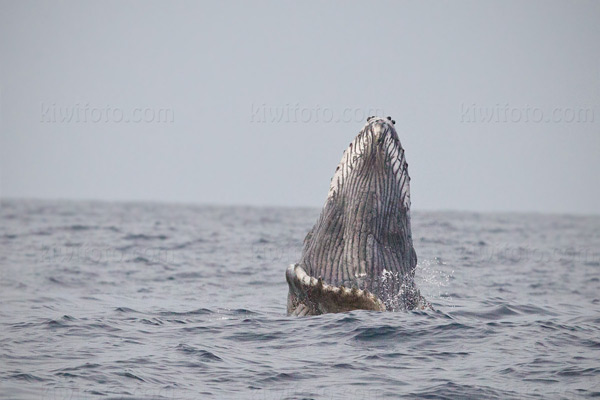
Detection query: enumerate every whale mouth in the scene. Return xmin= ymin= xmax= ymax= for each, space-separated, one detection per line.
xmin=286 ymin=264 xmax=385 ymax=316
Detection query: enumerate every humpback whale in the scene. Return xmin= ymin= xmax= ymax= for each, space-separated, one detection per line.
xmin=286 ymin=116 xmax=429 ymax=316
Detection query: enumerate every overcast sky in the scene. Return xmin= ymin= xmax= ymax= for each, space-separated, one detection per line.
xmin=1 ymin=1 xmax=599 ymax=214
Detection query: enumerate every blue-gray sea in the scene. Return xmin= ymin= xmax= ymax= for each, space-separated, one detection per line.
xmin=1 ymin=199 xmax=599 ymax=399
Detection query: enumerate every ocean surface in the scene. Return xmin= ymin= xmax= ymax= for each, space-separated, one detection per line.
xmin=0 ymin=199 xmax=599 ymax=400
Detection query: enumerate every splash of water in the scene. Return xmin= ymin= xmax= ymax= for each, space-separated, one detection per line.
xmin=415 ymin=257 xmax=454 ymax=306
xmin=380 ymin=269 xmax=429 ymax=311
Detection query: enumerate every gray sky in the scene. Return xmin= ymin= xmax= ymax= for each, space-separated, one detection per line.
xmin=1 ymin=1 xmax=599 ymax=214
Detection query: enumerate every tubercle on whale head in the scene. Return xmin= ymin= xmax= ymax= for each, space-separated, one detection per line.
xmin=367 ymin=115 xmax=395 ymax=125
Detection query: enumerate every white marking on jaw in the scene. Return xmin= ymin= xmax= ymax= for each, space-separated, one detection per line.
xmin=371 ymin=121 xmax=387 ymax=142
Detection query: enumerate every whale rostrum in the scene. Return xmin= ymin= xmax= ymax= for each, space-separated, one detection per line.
xmin=286 ymin=116 xmax=430 ymax=316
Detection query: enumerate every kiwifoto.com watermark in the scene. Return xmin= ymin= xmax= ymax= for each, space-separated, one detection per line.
xmin=250 ymin=103 xmax=386 ymax=124
xmin=40 ymin=103 xmax=175 ymax=123
xmin=460 ymin=103 xmax=596 ymax=124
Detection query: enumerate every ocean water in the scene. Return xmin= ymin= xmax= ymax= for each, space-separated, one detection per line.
xmin=0 ymin=199 xmax=599 ymax=400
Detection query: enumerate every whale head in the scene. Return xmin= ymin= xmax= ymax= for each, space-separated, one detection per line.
xmin=326 ymin=115 xmax=410 ymax=209
xmin=287 ymin=116 xmax=427 ymax=316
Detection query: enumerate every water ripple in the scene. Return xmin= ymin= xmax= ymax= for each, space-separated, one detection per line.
xmin=1 ymin=200 xmax=599 ymax=399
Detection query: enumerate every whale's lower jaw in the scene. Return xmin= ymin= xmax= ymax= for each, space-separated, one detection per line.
xmin=286 ymin=264 xmax=432 ymax=316
xmin=286 ymin=264 xmax=386 ymax=316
